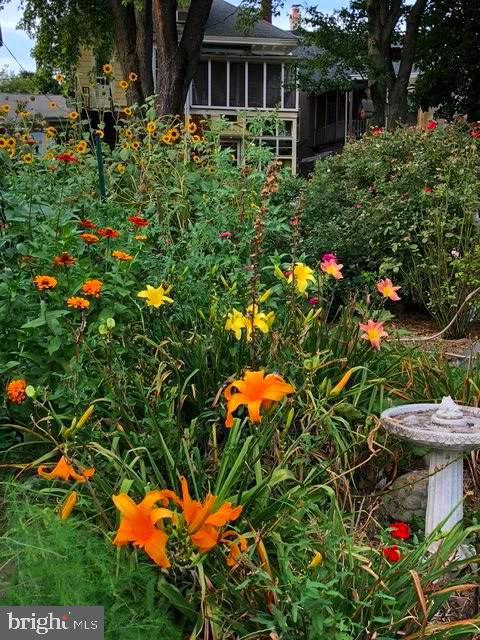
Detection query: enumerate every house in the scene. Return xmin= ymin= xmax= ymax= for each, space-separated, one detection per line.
xmin=75 ymin=0 xmax=300 ymax=172
xmin=0 ymin=93 xmax=70 ymax=153
xmin=180 ymin=0 xmax=299 ymax=172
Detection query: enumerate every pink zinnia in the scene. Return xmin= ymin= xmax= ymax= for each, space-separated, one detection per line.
xmin=219 ymin=231 xmax=233 ymax=239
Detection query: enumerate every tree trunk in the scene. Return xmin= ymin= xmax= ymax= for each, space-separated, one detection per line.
xmin=110 ymin=0 xmax=154 ymax=106
xmin=366 ymin=0 xmax=426 ymax=127
xmin=152 ymin=0 xmax=213 ymax=116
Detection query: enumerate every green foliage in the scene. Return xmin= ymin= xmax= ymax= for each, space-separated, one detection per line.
xmin=0 ymin=488 xmax=181 ymax=639
xmin=414 ymin=0 xmax=480 ymax=121
xmin=302 ymin=121 xmax=480 ymax=334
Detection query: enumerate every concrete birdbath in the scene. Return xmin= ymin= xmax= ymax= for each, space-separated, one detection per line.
xmin=381 ymin=396 xmax=480 ymax=537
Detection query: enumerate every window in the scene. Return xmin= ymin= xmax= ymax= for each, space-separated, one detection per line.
xmin=229 ymin=62 xmax=245 ymax=107
xmin=190 ymin=61 xmax=298 ymax=109
xmin=266 ymin=64 xmax=281 ymax=107
xmin=248 ymin=63 xmax=264 ymax=107
xmin=283 ymin=65 xmax=297 ymax=109
xmin=211 ymin=61 xmax=227 ymax=106
xmin=192 ymin=61 xmax=208 ymax=105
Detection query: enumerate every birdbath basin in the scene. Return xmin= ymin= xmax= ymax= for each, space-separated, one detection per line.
xmin=381 ymin=396 xmax=480 ymax=536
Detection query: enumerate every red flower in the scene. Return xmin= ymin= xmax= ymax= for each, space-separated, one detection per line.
xmin=56 ymin=153 xmax=78 ymax=164
xmin=389 ymin=522 xmax=410 ymax=540
xmin=426 ymin=120 xmax=437 ymax=130
xmin=308 ymin=296 xmax=319 ymax=306
xmin=128 ymin=215 xmax=149 ymax=228
xmin=98 ymin=227 xmax=120 ymax=239
xmin=289 ymin=216 xmax=300 ymax=226
xmin=383 ymin=545 xmax=401 ymax=562
xmin=423 ymin=187 xmax=433 ymax=194
xmin=52 ymin=252 xmax=76 ymax=268
xmin=219 ymin=231 xmax=233 ymax=239
xmin=371 ymin=127 xmax=383 ymax=136
xmin=470 ymin=129 xmax=480 ymax=140
xmin=78 ymin=219 xmax=96 ymax=230
xmin=321 ymin=253 xmax=337 ymax=263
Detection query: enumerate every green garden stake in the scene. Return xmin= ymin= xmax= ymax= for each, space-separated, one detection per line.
xmin=95 ymin=134 xmax=106 ymax=200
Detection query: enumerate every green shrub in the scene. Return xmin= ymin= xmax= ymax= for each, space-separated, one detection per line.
xmin=302 ymin=121 xmax=480 ymax=334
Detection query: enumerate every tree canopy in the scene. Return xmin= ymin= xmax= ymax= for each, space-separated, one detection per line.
xmin=413 ymin=0 xmax=480 ymax=121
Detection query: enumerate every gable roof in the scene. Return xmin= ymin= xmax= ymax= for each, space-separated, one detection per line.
xmin=205 ymin=0 xmax=297 ymax=41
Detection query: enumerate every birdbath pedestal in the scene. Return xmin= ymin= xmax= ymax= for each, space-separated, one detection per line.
xmin=381 ymin=397 xmax=480 ymax=538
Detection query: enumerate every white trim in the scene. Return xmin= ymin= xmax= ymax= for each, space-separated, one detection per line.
xmin=263 ymin=63 xmax=267 ymax=109
xmin=280 ymin=63 xmax=285 ymax=110
xmin=203 ymin=35 xmax=298 ymax=48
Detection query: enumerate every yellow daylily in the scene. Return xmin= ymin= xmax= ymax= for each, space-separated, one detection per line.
xmin=244 ymin=304 xmax=275 ymax=341
xmin=289 ymin=262 xmax=315 ymax=294
xmin=137 ymin=285 xmax=173 ymax=308
xmin=225 ymin=309 xmax=247 ymax=340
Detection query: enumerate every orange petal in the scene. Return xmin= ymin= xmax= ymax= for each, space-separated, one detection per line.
xmin=191 ymin=525 xmax=219 ymax=552
xmin=247 ymin=399 xmax=262 ymax=423
xmin=144 ymin=529 xmax=170 ymax=568
xmin=112 ymin=493 xmax=139 ymax=519
xmin=205 ymin=503 xmax=242 ymax=527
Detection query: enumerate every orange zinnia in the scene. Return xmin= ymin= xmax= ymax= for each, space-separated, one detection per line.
xmin=377 ymin=278 xmax=401 ymax=301
xmin=359 ymin=319 xmax=388 ymax=351
xmin=53 ymin=252 xmax=76 ymax=268
xmin=82 ymin=279 xmax=103 ymax=297
xmin=33 ymin=275 xmax=58 ymax=290
xmin=38 ymin=455 xmax=95 ymax=483
xmin=224 ymin=370 xmax=295 ymax=428
xmin=6 ymin=379 xmax=27 ymax=404
xmin=80 ymin=233 xmax=99 ymax=244
xmin=112 ymin=491 xmax=172 ymax=568
xmin=112 ymin=250 xmax=133 ymax=261
xmin=67 ymin=296 xmax=90 ymax=310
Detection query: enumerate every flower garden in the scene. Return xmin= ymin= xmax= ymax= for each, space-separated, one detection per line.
xmin=1 ymin=98 xmax=480 ymax=639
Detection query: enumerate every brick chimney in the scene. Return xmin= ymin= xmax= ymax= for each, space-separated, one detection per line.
xmin=289 ymin=4 xmax=301 ymax=30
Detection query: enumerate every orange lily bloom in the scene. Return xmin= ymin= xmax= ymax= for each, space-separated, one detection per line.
xmin=222 ymin=530 xmax=249 ymax=567
xmin=38 ymin=456 xmax=95 ymax=483
xmin=377 ymin=278 xmax=401 ymax=301
xmin=359 ymin=319 xmax=388 ymax=351
xmin=224 ymin=370 xmax=295 ymax=428
xmin=112 ymin=491 xmax=173 ymax=568
xmin=174 ymin=476 xmax=242 ymax=552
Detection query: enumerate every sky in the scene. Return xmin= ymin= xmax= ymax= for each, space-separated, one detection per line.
xmin=0 ymin=0 xmax=346 ymax=74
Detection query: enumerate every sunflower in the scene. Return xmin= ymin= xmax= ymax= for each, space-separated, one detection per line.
xmin=131 ymin=140 xmax=140 ymax=151
xmin=45 ymin=126 xmax=57 ymax=139
xmin=191 ymin=134 xmax=203 ymax=143
xmin=95 ymin=130 xmax=104 ymax=139
xmin=169 ymin=128 xmax=180 ymax=141
xmin=75 ymin=140 xmax=88 ymax=154
xmin=48 ymin=101 xmax=57 ymax=109
xmin=102 ymin=63 xmax=113 ymax=75
xmin=0 ymin=138 xmax=6 ymax=148
xmin=123 ymin=107 xmax=133 ymax=117
xmin=145 ymin=121 xmax=157 ymax=135
xmin=21 ymin=153 xmax=33 ymax=164
xmin=7 ymin=148 xmax=15 ymax=158
xmin=54 ymin=73 xmax=65 ymax=84
xmin=1 ymin=104 xmax=10 ymax=114
xmin=6 ymin=137 xmax=16 ymax=148
xmin=128 ymin=72 xmax=138 ymax=82
xmin=69 ymin=111 xmax=80 ymax=121
xmin=115 ymin=163 xmax=126 ymax=174
xmin=124 ymin=129 xmax=133 ymax=139
xmin=118 ymin=80 xmax=129 ymax=90
xmin=187 ymin=120 xmax=197 ymax=134
xmin=162 ymin=133 xmax=173 ymax=145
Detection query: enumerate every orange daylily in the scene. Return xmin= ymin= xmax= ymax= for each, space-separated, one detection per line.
xmin=222 ymin=530 xmax=249 ymax=567
xmin=112 ymin=478 xmax=242 ymax=567
xmin=112 ymin=491 xmax=172 ymax=568
xmin=224 ymin=370 xmax=295 ymax=428
xmin=174 ymin=476 xmax=242 ymax=552
xmin=38 ymin=456 xmax=95 ymax=483
xmin=377 ymin=278 xmax=401 ymax=301
xmin=320 ymin=256 xmax=344 ymax=280
xmin=359 ymin=319 xmax=388 ymax=351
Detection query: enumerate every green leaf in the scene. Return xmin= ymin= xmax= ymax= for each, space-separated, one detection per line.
xmin=47 ymin=336 xmax=62 ymax=355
